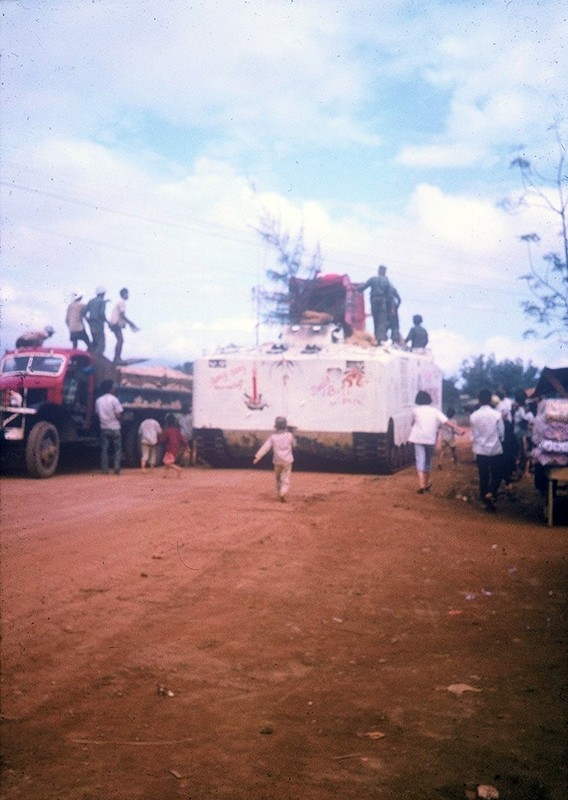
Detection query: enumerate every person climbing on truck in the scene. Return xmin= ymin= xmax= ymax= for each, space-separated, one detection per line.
xmin=15 ymin=325 xmax=55 ymax=349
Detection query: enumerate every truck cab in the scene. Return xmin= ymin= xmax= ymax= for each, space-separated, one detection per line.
xmin=1 ymin=347 xmax=193 ymax=478
xmin=0 ymin=348 xmax=99 ymax=477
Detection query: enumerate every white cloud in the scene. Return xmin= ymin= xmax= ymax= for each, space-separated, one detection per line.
xmin=2 ymin=0 xmax=565 ymax=378
xmin=393 ymin=3 xmax=568 ymax=168
xmin=2 ymin=0 xmax=379 ymax=156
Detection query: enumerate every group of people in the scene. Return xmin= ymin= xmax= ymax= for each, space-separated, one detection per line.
xmin=92 ymin=381 xmax=537 ymax=513
xmin=15 ymin=287 xmax=140 ymax=365
xmin=66 ymin=286 xmax=139 ymax=364
xmin=358 ymin=265 xmax=429 ymax=350
xmin=93 ymin=380 xmax=193 ymax=476
xmin=407 ymin=386 xmax=537 ymax=513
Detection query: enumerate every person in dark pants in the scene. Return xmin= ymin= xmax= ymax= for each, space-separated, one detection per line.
xmin=83 ymin=286 xmax=108 ymax=355
xmin=94 ymin=379 xmax=123 ymax=474
xmin=357 ymin=265 xmax=400 ymax=344
xmin=470 ymin=388 xmax=505 ymax=512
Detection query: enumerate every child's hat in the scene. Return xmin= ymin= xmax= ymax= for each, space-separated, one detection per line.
xmin=274 ymin=416 xmax=287 ymax=430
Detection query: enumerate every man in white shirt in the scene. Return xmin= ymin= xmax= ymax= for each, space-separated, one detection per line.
xmin=109 ymin=288 xmax=140 ymax=365
xmin=470 ymin=389 xmax=505 ymax=511
xmin=95 ymin=379 xmax=123 ymax=474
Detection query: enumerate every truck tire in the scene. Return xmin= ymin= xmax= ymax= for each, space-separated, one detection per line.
xmin=25 ymin=421 xmax=60 ymax=478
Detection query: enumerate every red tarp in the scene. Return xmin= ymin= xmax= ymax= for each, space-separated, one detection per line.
xmin=289 ymin=274 xmax=366 ymax=331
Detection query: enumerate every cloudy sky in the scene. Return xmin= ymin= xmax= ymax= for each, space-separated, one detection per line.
xmin=2 ymin=0 xmax=566 ymax=377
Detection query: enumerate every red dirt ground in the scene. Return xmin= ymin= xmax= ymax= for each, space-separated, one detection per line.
xmin=1 ymin=444 xmax=566 ymax=800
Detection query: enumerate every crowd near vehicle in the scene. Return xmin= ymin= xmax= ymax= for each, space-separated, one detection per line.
xmin=193 ymin=274 xmax=443 ymax=473
xmin=0 ymin=348 xmax=192 ymax=477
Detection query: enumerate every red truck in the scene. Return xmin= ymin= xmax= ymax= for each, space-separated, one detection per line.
xmin=0 ymin=347 xmax=192 ymax=477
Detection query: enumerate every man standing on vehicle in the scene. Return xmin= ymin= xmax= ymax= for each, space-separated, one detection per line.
xmin=108 ymin=287 xmax=140 ymax=365
xmin=357 ymin=265 xmax=399 ymax=345
xmin=65 ymin=291 xmax=90 ymax=350
xmin=83 ymin=287 xmax=108 ymax=356
xmin=95 ymin=379 xmax=123 ymax=475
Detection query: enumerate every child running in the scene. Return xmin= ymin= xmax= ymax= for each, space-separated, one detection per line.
xmin=437 ymin=407 xmax=461 ymax=469
xmin=253 ymin=416 xmax=296 ymax=502
xmin=158 ymin=415 xmax=188 ymax=478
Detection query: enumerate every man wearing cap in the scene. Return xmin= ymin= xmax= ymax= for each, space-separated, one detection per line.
xmin=82 ymin=287 xmax=108 ymax=355
xmin=357 ymin=265 xmax=400 ymax=344
xmin=15 ymin=326 xmax=55 ymax=349
xmin=65 ymin=291 xmax=90 ymax=350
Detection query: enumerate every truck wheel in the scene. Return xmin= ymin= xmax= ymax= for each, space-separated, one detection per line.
xmin=25 ymin=421 xmax=60 ymax=478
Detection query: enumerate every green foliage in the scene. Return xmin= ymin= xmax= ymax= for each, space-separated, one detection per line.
xmin=441 ymin=377 xmax=460 ymax=410
xmin=174 ymin=361 xmax=193 ymax=375
xmin=500 ymin=123 xmax=568 ymax=340
xmin=455 ymin=354 xmax=540 ymax=398
xmin=254 ymin=210 xmax=323 ymax=325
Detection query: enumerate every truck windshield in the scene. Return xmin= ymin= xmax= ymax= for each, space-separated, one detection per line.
xmin=1 ymin=355 xmax=65 ymax=375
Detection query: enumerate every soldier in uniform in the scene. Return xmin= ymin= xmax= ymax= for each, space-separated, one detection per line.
xmin=358 ymin=265 xmax=400 ymax=344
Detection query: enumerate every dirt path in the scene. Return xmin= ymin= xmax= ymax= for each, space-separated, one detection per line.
xmin=1 ymin=452 xmax=566 ymax=799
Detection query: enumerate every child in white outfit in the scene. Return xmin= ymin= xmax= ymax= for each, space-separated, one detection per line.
xmin=253 ymin=416 xmax=296 ymax=502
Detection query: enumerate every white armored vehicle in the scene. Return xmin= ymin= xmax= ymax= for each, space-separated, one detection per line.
xmin=193 ymin=274 xmax=442 ymax=473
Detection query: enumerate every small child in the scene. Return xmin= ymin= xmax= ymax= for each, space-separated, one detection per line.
xmin=438 ymin=407 xmax=460 ymax=468
xmin=253 ymin=416 xmax=296 ymax=502
xmin=158 ymin=415 xmax=188 ymax=478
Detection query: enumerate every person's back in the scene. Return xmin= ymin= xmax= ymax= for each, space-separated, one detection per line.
xmin=470 ymin=389 xmax=505 ymax=510
xmin=95 ymin=390 xmax=122 ymax=431
xmin=406 ymin=315 xmax=428 ymax=350
xmin=139 ymin=417 xmax=162 ymax=444
xmin=470 ymin=399 xmax=503 ymax=456
xmin=267 ymin=430 xmax=295 ymax=464
xmin=15 ymin=326 xmax=54 ymax=348
xmin=66 ymin=300 xmax=85 ymax=331
xmin=85 ymin=295 xmax=106 ymax=322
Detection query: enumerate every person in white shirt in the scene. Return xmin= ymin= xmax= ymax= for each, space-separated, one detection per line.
xmin=94 ymin=379 xmax=123 ymax=474
xmin=108 ymin=288 xmax=140 ymax=365
xmin=409 ymin=390 xmax=464 ymax=494
xmin=495 ymin=388 xmax=516 ymax=488
xmin=253 ymin=416 xmax=296 ymax=502
xmin=470 ymin=388 xmax=505 ymax=511
xmin=138 ymin=417 xmax=163 ymax=471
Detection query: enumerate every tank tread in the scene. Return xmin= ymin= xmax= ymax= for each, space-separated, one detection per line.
xmin=353 ymin=432 xmax=380 ymax=473
xmin=376 ymin=432 xmax=395 ymax=474
xmin=195 ymin=429 xmax=229 ymax=467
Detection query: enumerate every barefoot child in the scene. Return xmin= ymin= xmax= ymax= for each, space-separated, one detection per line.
xmin=253 ymin=416 xmax=296 ymax=502
xmin=158 ymin=415 xmax=188 ymax=477
xmin=438 ymin=407 xmax=461 ymax=469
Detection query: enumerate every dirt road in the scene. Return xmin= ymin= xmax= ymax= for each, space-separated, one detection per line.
xmin=1 ymin=451 xmax=566 ymax=799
